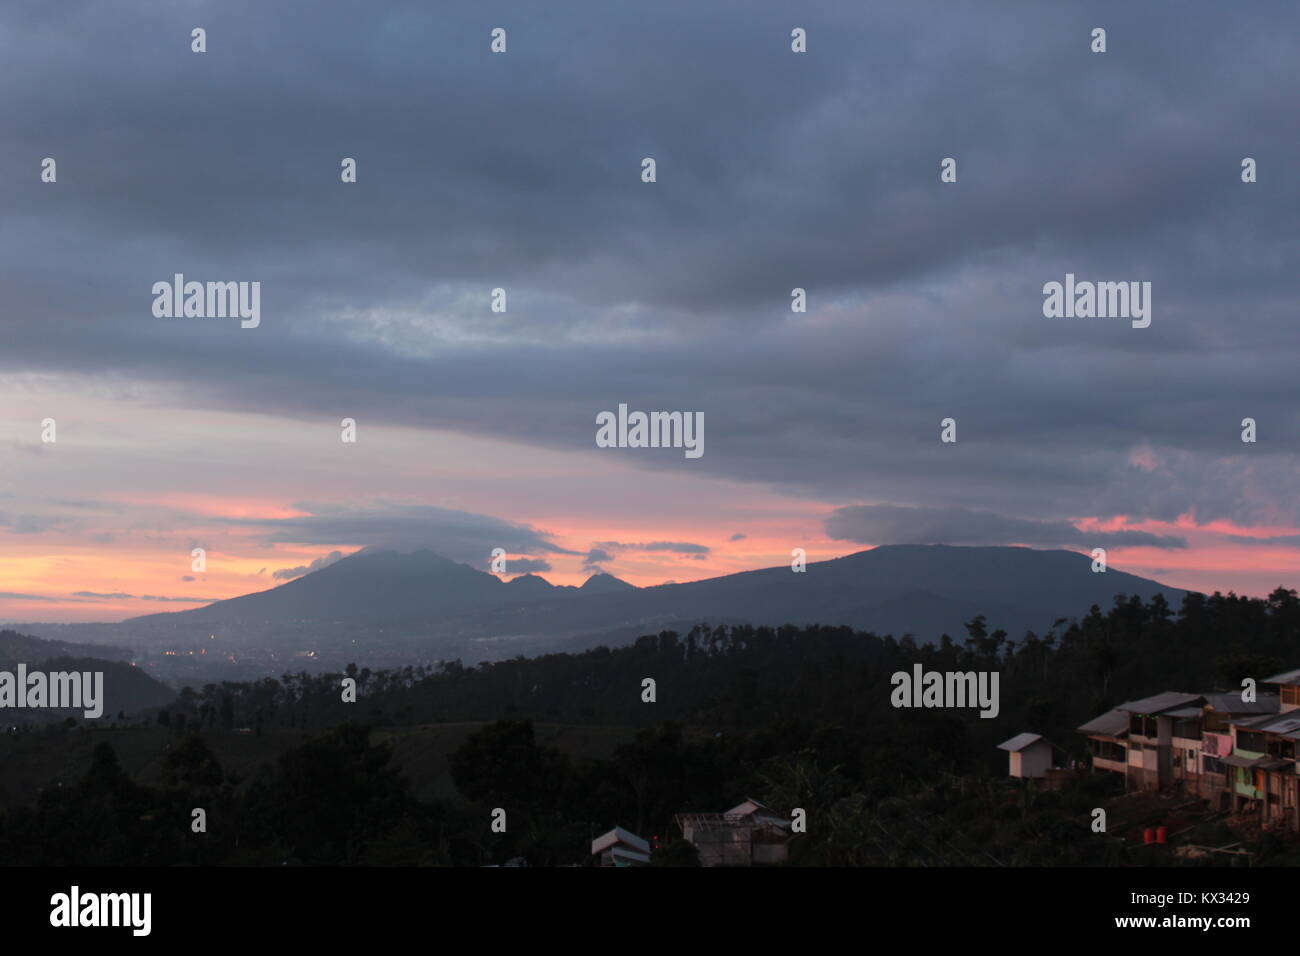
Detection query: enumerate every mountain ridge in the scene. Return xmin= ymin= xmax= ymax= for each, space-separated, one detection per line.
xmin=124 ymin=544 xmax=1189 ymax=645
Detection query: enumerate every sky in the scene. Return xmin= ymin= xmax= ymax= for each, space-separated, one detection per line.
xmin=2 ymin=0 xmax=1299 ymax=622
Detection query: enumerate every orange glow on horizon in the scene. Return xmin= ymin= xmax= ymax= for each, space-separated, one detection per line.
xmin=4 ymin=507 xmax=1300 ymax=624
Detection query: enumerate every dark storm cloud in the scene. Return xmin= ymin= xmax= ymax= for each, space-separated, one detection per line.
xmin=826 ymin=504 xmax=1188 ymax=550
xmin=2 ymin=1 xmax=1298 ymax=533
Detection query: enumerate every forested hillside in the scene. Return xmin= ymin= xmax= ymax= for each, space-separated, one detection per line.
xmin=2 ymin=587 xmax=1298 ymax=866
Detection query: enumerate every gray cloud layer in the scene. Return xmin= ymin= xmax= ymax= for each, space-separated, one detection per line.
xmin=826 ymin=504 xmax=1188 ymax=550
xmin=224 ymin=501 xmax=575 ymax=565
xmin=272 ymin=549 xmax=346 ymax=581
xmin=3 ymin=1 xmax=1298 ymax=539
xmin=505 ymin=557 xmax=553 ymax=574
xmin=69 ymin=592 xmax=216 ymax=603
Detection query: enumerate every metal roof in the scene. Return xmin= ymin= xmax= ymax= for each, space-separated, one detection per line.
xmin=1078 ymin=709 xmax=1129 ymax=736
xmin=1115 ymin=692 xmax=1203 ymax=715
xmin=1225 ymin=713 xmax=1275 ymax=729
xmin=1230 ymin=713 xmax=1300 ymax=738
xmin=1204 ymin=693 xmax=1279 ymax=715
xmin=1219 ymin=753 xmax=1266 ymax=769
xmin=726 ymin=798 xmax=780 ymax=819
xmin=997 ymin=732 xmax=1045 ymax=752
xmin=1165 ymin=706 xmax=1203 ymax=719
xmin=677 ymin=812 xmax=791 ymax=833
xmin=1262 ymin=668 xmax=1300 ymax=685
xmin=591 ymin=826 xmax=650 ymax=856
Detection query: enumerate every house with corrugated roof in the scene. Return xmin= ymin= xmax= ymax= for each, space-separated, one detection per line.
xmin=1112 ymin=692 xmax=1204 ymax=791
xmin=1265 ymin=667 xmax=1300 ymax=713
xmin=675 ymin=798 xmax=794 ymax=866
xmin=1078 ymin=709 xmax=1129 ymax=779
xmin=1220 ymin=680 xmax=1300 ymax=830
xmin=1195 ymin=693 xmax=1280 ymax=804
xmin=1078 ymin=681 xmax=1296 ymax=829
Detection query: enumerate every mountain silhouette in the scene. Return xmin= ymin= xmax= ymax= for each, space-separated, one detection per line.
xmin=126 ymin=544 xmax=1187 ymax=645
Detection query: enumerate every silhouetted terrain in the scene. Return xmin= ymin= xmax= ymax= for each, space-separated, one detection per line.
xmin=3 ymin=586 xmax=1298 ymax=866
xmin=16 ymin=547 xmax=1190 ymax=679
xmin=0 ymin=629 xmax=131 ymax=663
xmin=131 ymin=544 xmax=1186 ymax=636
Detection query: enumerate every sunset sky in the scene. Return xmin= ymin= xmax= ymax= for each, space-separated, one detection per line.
xmin=3 ymin=0 xmax=1299 ymax=623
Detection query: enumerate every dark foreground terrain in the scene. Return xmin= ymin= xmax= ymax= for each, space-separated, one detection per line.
xmin=3 ymin=586 xmax=1300 ymax=866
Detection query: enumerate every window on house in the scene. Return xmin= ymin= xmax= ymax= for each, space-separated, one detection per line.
xmin=1091 ymin=740 xmax=1124 ymax=761
xmin=1238 ymin=731 xmax=1266 ymax=753
xmin=1266 ymin=738 xmax=1295 ymax=759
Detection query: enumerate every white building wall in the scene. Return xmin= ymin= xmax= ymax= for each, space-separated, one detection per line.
xmin=1017 ymin=741 xmax=1052 ymax=778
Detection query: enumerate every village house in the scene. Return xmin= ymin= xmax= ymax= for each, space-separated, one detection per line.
xmin=1217 ymin=669 xmax=1300 ymax=830
xmin=591 ymin=826 xmax=651 ymax=866
xmin=1078 ymin=677 xmax=1298 ymax=832
xmin=675 ymin=798 xmax=794 ymax=866
xmin=1079 ymin=691 xmax=1278 ymax=795
xmin=1113 ymin=691 xmax=1204 ymax=791
xmin=1275 ymin=669 xmax=1300 ymax=712
xmin=1078 ymin=708 xmax=1129 ymax=779
xmin=1194 ymin=693 xmax=1279 ymax=804
xmin=996 ymin=732 xmax=1066 ymax=780
xmin=1220 ymin=710 xmax=1300 ymax=827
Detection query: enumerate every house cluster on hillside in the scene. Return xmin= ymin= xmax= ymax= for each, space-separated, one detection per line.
xmin=1071 ymin=668 xmax=1300 ymax=832
xmin=592 ymin=799 xmax=795 ymax=866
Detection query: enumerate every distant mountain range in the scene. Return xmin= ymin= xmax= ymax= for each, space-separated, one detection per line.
xmin=129 ymin=550 xmax=641 ymax=625
xmin=123 ymin=544 xmax=1188 ymax=647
